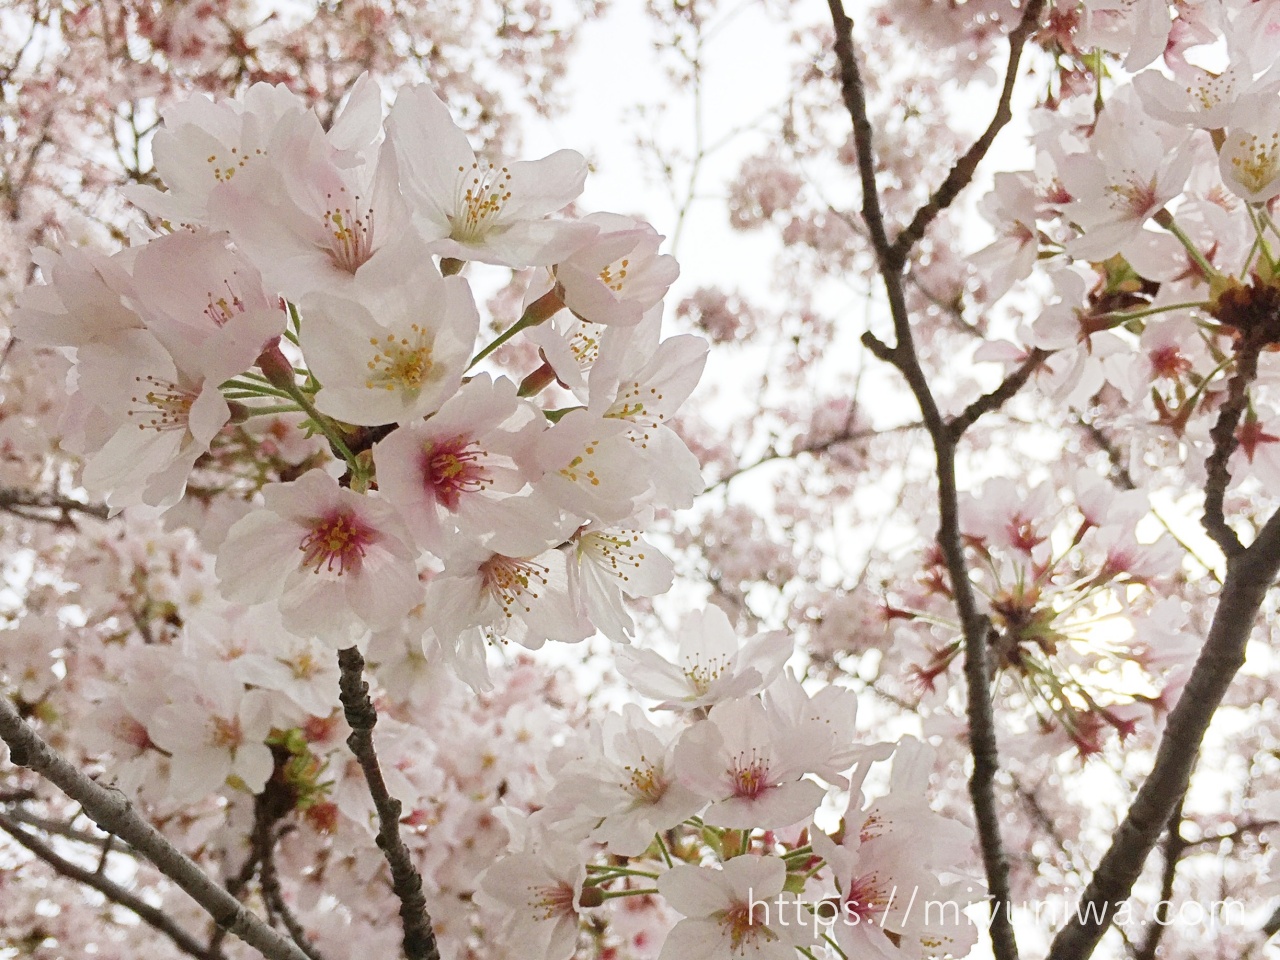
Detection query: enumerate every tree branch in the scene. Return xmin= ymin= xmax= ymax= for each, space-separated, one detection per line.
xmin=0 ymin=692 xmax=310 ymax=960
xmin=1132 ymin=791 xmax=1188 ymax=960
xmin=827 ymin=3 xmax=1034 ymax=956
xmin=0 ymin=809 xmax=208 ymax=959
xmin=1045 ymin=506 xmax=1280 ymax=960
xmin=889 ymin=0 xmax=1047 ymax=263
xmin=947 ymin=348 xmax=1050 ymax=440
xmin=336 ymin=646 xmax=439 ymax=960
xmin=0 ymin=485 xmax=110 ymax=525
xmin=1202 ymin=341 xmax=1260 ymax=558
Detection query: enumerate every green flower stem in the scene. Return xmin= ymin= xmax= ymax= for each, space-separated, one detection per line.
xmin=1096 ymin=300 xmax=1208 ymax=324
xmin=1153 ymin=209 xmax=1219 ymax=281
xmin=440 ymin=257 xmax=466 ymax=276
xmin=279 ymin=381 xmax=362 ymax=476
xmin=655 ymin=833 xmax=675 ymax=868
xmin=822 ymin=932 xmax=850 ymax=959
xmin=584 ymin=865 xmax=660 ymax=881
xmin=1248 ymin=205 xmax=1279 ymax=272
xmin=598 ymin=888 xmax=659 ymax=901
xmin=467 ymin=289 xmax=565 ymax=370
xmin=236 ymin=404 xmax=305 ymax=417
xmin=220 ymin=379 xmax=291 ymax=398
xmin=782 ymin=845 xmax=814 ymax=860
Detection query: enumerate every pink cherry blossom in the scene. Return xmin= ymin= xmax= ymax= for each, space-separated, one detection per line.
xmin=216 ymin=469 xmax=422 ymax=646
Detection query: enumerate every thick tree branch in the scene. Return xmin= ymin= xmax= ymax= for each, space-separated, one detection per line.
xmin=827 ymin=3 xmax=1039 ymax=956
xmin=1045 ymin=506 xmax=1280 ymax=960
xmin=889 ymin=0 xmax=1048 ymax=263
xmin=0 ymin=809 xmax=208 ymax=958
xmin=0 ymin=693 xmax=310 ymax=960
xmin=336 ymin=646 xmax=440 ymax=960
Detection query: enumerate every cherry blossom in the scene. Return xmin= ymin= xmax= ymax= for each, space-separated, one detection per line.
xmin=656 ymin=856 xmax=805 ymax=960
xmin=616 ymin=605 xmax=791 ymax=711
xmin=216 ymin=469 xmax=422 ymax=645
xmin=672 ymin=696 xmax=825 ymax=829
xmin=300 ymin=261 xmax=478 ymax=426
xmin=388 ymin=84 xmax=597 ymax=267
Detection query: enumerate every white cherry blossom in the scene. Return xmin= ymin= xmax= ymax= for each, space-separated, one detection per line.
xmin=301 ymin=262 xmax=478 ymax=427
xmin=616 ymin=605 xmax=790 ymax=711
xmin=388 ymin=83 xmax=597 ymax=267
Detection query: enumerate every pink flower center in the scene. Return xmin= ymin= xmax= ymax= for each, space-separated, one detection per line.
xmin=843 ymin=874 xmax=888 ymax=924
xmin=299 ymin=509 xmax=375 ymax=576
xmin=730 ymin=749 xmax=772 ymax=800
xmin=527 ymin=880 xmax=576 ymax=921
xmin=422 ymin=435 xmax=489 ymax=510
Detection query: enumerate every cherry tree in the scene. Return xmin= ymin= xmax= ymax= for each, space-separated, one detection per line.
xmin=3 ymin=2 xmax=1280 ymax=960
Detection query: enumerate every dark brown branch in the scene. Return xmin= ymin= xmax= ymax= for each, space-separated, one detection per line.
xmin=255 ymin=805 xmax=327 ymax=960
xmin=1045 ymin=506 xmax=1280 ymax=960
xmin=0 ymin=692 xmax=309 ymax=960
xmin=205 ymin=831 xmax=264 ymax=960
xmin=260 ymin=843 xmax=327 ymax=960
xmin=827 ymin=3 xmax=1029 ymax=955
xmin=1202 ymin=342 xmax=1260 ymax=558
xmin=948 ymin=348 xmax=1051 ymax=440
xmin=888 ymin=0 xmax=1048 ymax=263
xmin=1076 ymin=415 xmax=1137 ymax=491
xmin=336 ymin=646 xmax=439 ymax=960
xmin=1132 ymin=791 xmax=1188 ymax=960
xmin=0 ymin=486 xmax=111 ymax=525
xmin=0 ymin=809 xmax=208 ymax=958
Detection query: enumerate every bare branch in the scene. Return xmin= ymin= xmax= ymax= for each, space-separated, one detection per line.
xmin=704 ymin=422 xmax=921 ymax=492
xmin=1202 ymin=342 xmax=1260 ymax=558
xmin=336 ymin=646 xmax=440 ymax=960
xmin=826 ymin=3 xmax=1038 ymax=956
xmin=0 ymin=809 xmax=208 ymax=959
xmin=1045 ymin=506 xmax=1280 ymax=960
xmin=889 ymin=0 xmax=1048 ymax=263
xmin=1132 ymin=791 xmax=1188 ymax=960
xmin=947 ymin=348 xmax=1050 ymax=440
xmin=0 ymin=486 xmax=111 ymax=525
xmin=0 ymin=692 xmax=310 ymax=960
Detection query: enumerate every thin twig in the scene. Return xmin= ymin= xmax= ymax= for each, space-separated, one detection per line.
xmin=1202 ymin=341 xmax=1260 ymax=558
xmin=1132 ymin=791 xmax=1188 ymax=960
xmin=336 ymin=646 xmax=440 ymax=960
xmin=704 ymin=422 xmax=920 ymax=492
xmin=948 ymin=348 xmax=1051 ymax=440
xmin=255 ymin=799 xmax=327 ymax=960
xmin=0 ymin=692 xmax=310 ymax=960
xmin=889 ymin=0 xmax=1048 ymax=263
xmin=0 ymin=486 xmax=111 ymax=525
xmin=0 ymin=810 xmax=209 ymax=958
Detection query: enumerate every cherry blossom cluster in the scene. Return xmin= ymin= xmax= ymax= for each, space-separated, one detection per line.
xmin=11 ymin=75 xmax=707 ymax=689
xmin=974 ymin=1 xmax=1280 ymax=494
xmin=474 ymin=605 xmax=982 ymax=960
